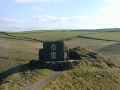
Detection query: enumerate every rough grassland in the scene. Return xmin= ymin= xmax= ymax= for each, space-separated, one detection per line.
xmin=42 ymin=48 xmax=120 ymax=90
xmin=9 ymin=31 xmax=120 ymax=41
xmin=82 ymin=32 xmax=120 ymax=41
xmin=0 ymin=37 xmax=40 ymax=72
xmin=8 ymin=31 xmax=90 ymax=41
xmin=0 ymin=31 xmax=120 ymax=90
xmin=0 ymin=37 xmax=53 ymax=90
xmin=43 ymin=61 xmax=120 ymax=90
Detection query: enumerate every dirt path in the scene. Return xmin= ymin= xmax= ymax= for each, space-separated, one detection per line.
xmin=25 ymin=71 xmax=62 ymax=90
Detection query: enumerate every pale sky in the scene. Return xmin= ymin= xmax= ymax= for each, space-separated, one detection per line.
xmin=0 ymin=0 xmax=120 ymax=31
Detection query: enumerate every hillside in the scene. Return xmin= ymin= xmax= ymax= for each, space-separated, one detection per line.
xmin=0 ymin=33 xmax=53 ymax=90
xmin=0 ymin=30 xmax=120 ymax=90
xmin=42 ymin=48 xmax=120 ymax=90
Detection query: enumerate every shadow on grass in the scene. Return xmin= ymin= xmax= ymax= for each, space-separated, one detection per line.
xmin=0 ymin=59 xmax=76 ymax=84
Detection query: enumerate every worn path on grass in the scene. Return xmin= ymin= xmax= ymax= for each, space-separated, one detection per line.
xmin=25 ymin=71 xmax=62 ymax=90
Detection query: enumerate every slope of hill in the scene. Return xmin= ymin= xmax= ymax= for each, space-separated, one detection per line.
xmin=42 ymin=48 xmax=120 ymax=90
xmin=0 ymin=30 xmax=120 ymax=90
xmin=0 ymin=34 xmax=53 ymax=90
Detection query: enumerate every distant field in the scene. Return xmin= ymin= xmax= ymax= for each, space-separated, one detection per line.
xmin=65 ymin=38 xmax=116 ymax=50
xmin=7 ymin=31 xmax=120 ymax=42
xmin=82 ymin=32 xmax=120 ymax=41
xmin=9 ymin=31 xmax=90 ymax=41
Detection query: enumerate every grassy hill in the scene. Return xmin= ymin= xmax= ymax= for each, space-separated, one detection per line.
xmin=0 ymin=30 xmax=120 ymax=90
xmin=0 ymin=33 xmax=53 ymax=90
xmin=42 ymin=48 xmax=120 ymax=90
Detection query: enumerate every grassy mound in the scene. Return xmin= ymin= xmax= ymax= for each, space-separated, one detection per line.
xmin=42 ymin=48 xmax=120 ymax=90
xmin=0 ymin=65 xmax=53 ymax=90
xmin=0 ymin=37 xmax=53 ymax=90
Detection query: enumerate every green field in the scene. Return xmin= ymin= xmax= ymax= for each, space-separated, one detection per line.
xmin=8 ymin=31 xmax=90 ymax=41
xmin=8 ymin=31 xmax=120 ymax=41
xmin=81 ymin=32 xmax=120 ymax=41
xmin=0 ymin=37 xmax=39 ymax=71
